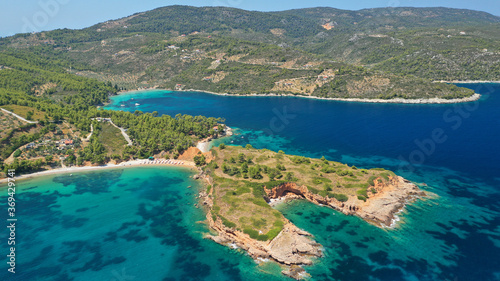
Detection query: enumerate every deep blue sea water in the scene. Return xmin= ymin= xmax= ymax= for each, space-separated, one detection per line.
xmin=1 ymin=84 xmax=499 ymax=280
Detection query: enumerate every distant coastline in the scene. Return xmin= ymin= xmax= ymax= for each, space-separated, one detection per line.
xmin=115 ymin=87 xmax=483 ymax=104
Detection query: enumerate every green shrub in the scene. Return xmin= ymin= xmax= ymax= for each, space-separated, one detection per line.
xmin=321 ymin=165 xmax=336 ymax=173
xmin=276 ymin=163 xmax=286 ymax=171
xmin=367 ymin=175 xmax=378 ymax=186
xmin=257 ymin=234 xmax=268 ymax=241
xmin=344 ymin=177 xmax=360 ymax=182
xmin=318 ymin=190 xmax=329 ymax=197
xmin=249 ymin=182 xmax=265 ymax=198
xmin=266 ymin=226 xmax=283 ymax=240
xmin=333 ymin=193 xmax=349 ymax=202
xmin=345 ymin=183 xmax=369 ymax=189
xmin=221 ymin=216 xmax=236 ymax=228
xmin=264 ymin=180 xmax=286 ymax=189
xmin=13 ymin=149 xmax=22 ymax=158
xmin=308 ymin=187 xmax=320 ymax=194
xmin=357 ymin=195 xmax=367 ymax=202
xmin=290 ymin=156 xmax=310 ymax=164
xmin=238 ymin=153 xmax=246 ymax=163
xmin=336 ymin=169 xmax=350 ymax=176
xmin=244 ymin=228 xmax=260 ymax=239
xmin=313 ymin=178 xmax=323 ymax=185
xmin=312 ymin=177 xmax=332 ymax=184
xmin=357 ymin=189 xmax=368 ymax=197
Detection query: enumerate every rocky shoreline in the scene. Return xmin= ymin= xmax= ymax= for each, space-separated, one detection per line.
xmin=264 ymin=176 xmax=425 ymax=227
xmin=197 ymin=173 xmax=425 ymax=279
xmin=196 ymin=126 xmax=233 ymax=153
xmin=197 ymin=181 xmax=322 ymax=280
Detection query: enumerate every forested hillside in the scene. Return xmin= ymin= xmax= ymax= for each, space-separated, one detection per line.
xmin=4 ymin=5 xmax=496 ymax=98
xmin=0 ymin=53 xmax=222 ymax=175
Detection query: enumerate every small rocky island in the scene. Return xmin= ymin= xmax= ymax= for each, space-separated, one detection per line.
xmin=195 ymin=145 xmax=426 ymax=279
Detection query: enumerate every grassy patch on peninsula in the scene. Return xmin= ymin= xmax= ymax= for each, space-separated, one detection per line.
xmin=205 ymin=145 xmax=396 ymax=240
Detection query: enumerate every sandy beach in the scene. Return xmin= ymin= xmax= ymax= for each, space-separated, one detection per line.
xmin=0 ymin=158 xmax=196 ymax=184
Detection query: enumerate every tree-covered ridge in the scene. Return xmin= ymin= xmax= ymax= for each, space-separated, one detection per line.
xmin=84 ymin=6 xmax=499 ymax=41
xmin=1 ymin=30 xmax=476 ymax=99
xmin=1 ymin=5 xmax=496 ymax=96
xmin=0 ymin=55 xmax=223 ymax=175
xmin=2 ymin=6 xmax=498 ymax=83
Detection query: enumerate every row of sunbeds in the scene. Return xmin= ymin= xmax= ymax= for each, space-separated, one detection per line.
xmin=141 ymin=159 xmax=184 ymax=165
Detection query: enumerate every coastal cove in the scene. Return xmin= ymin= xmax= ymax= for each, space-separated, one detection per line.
xmin=105 ymin=83 xmax=499 ymax=180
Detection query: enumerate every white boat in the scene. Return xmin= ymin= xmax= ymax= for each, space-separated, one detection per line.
xmin=120 ymin=104 xmax=125 ymax=107
xmin=135 ymin=103 xmax=140 ymax=106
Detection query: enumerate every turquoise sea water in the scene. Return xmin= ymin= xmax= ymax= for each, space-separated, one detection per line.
xmin=0 ymin=167 xmax=287 ymax=281
xmin=1 ymin=84 xmax=499 ymax=280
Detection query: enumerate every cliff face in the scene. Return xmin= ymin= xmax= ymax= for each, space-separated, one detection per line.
xmin=205 ymin=212 xmax=322 ymax=266
xmin=265 ymin=176 xmax=425 ymax=227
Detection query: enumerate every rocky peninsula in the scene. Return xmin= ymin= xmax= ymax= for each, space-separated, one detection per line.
xmin=195 ymin=146 xmax=426 ymax=279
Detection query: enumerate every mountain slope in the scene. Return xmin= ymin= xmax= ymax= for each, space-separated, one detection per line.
xmin=1 ymin=5 xmax=498 ymax=100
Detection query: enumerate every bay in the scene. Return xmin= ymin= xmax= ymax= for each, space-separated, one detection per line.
xmin=0 ymin=83 xmax=498 ymax=280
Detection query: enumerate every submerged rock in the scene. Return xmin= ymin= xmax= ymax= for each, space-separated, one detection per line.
xmin=282 ymin=265 xmax=310 ymax=280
